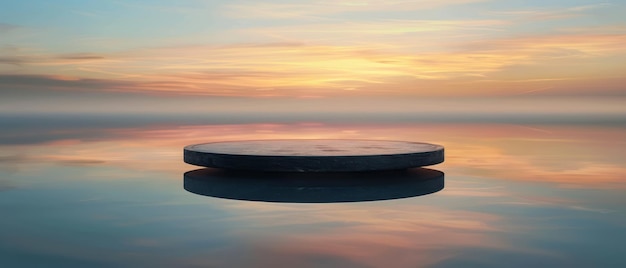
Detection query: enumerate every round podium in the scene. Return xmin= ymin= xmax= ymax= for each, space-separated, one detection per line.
xmin=184 ymin=139 xmax=444 ymax=172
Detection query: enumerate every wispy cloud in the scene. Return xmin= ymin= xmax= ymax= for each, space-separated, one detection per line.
xmin=241 ymin=19 xmax=507 ymax=44
xmin=0 ymin=53 xmax=109 ymax=67
xmin=58 ymin=54 xmax=106 ymax=61
xmin=1 ymin=1 xmax=624 ymax=98
xmin=491 ymin=3 xmax=612 ymax=21
xmin=0 ymin=23 xmax=19 ymax=33
xmin=2 ymin=29 xmax=625 ymax=97
xmin=0 ymin=57 xmax=23 ymax=66
xmin=225 ymin=0 xmax=488 ymax=19
xmin=0 ymin=74 xmax=140 ymax=94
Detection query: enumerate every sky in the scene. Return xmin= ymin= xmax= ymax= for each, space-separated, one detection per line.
xmin=1 ymin=0 xmax=625 ymax=116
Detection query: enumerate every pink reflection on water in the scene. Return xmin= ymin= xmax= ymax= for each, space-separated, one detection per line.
xmin=185 ymin=201 xmax=511 ymax=268
xmin=4 ymin=122 xmax=623 ymax=188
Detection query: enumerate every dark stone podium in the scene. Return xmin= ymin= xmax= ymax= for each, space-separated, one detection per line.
xmin=184 ymin=139 xmax=444 ymax=172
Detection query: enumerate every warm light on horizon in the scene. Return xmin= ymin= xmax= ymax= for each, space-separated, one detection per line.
xmin=5 ymin=121 xmax=624 ymax=189
xmin=0 ymin=0 xmax=624 ymax=101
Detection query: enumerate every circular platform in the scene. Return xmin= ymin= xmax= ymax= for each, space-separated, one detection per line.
xmin=184 ymin=139 xmax=444 ymax=172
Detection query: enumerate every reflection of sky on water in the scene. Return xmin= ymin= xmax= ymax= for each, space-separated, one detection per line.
xmin=1 ymin=116 xmax=625 ymax=267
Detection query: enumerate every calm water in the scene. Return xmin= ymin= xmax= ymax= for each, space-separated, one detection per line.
xmin=1 ymin=115 xmax=625 ymax=267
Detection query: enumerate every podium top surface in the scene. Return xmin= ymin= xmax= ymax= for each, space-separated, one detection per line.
xmin=185 ymin=139 xmax=443 ymax=157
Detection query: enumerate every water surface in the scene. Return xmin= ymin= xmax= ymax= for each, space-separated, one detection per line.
xmin=1 ymin=116 xmax=624 ymax=267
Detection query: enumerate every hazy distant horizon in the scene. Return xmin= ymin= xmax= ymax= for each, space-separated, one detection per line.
xmin=2 ymin=93 xmax=624 ymax=121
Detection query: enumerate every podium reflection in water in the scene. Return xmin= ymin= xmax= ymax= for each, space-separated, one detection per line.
xmin=184 ymin=168 xmax=444 ymax=203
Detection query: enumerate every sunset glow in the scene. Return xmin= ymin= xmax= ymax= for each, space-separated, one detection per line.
xmin=2 ymin=3 xmax=626 ymax=265
xmin=1 ymin=0 xmax=625 ymax=108
xmin=4 ymin=122 xmax=623 ymax=189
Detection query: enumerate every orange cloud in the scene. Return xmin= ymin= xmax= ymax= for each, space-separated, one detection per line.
xmin=1 ymin=0 xmax=624 ymax=98
xmin=5 ymin=28 xmax=623 ymax=98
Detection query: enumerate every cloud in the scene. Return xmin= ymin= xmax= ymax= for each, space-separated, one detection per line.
xmin=225 ymin=0 xmax=488 ymax=19
xmin=58 ymin=54 xmax=106 ymax=60
xmin=2 ymin=30 xmax=624 ymax=98
xmin=0 ymin=52 xmax=109 ymax=69
xmin=0 ymin=23 xmax=18 ymax=33
xmin=1 ymin=13 xmax=624 ymax=98
xmin=0 ymin=154 xmax=28 ymax=163
xmin=460 ymin=33 xmax=626 ymax=56
xmin=1 ymin=1 xmax=624 ymax=99
xmin=0 ymin=57 xmax=23 ymax=66
xmin=491 ymin=3 xmax=612 ymax=21
xmin=242 ymin=19 xmax=507 ymax=41
xmin=0 ymin=73 xmax=252 ymax=98
xmin=0 ymin=74 xmax=135 ymax=92
xmin=131 ymin=28 xmax=623 ymax=97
